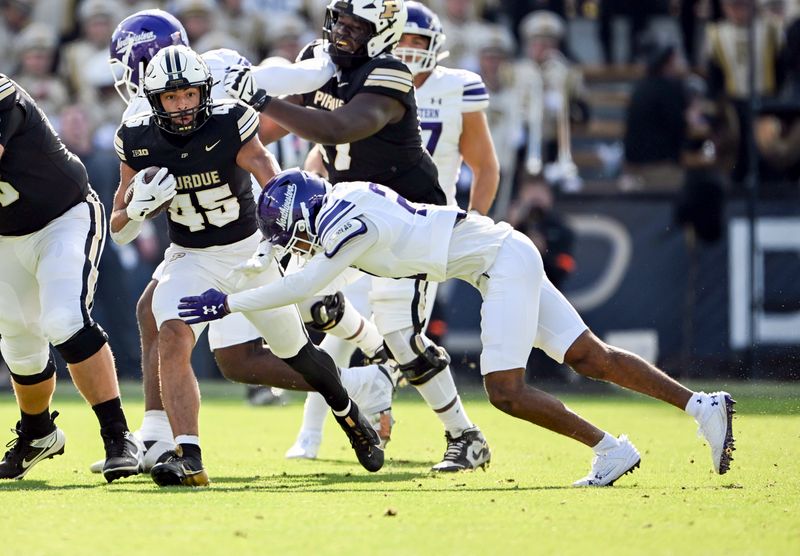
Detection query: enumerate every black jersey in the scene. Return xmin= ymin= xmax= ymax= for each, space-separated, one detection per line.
xmin=0 ymin=75 xmax=89 ymax=236
xmin=299 ymin=41 xmax=445 ymax=205
xmin=115 ymin=100 xmax=259 ymax=248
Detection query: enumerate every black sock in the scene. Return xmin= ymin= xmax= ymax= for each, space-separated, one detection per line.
xmin=284 ymin=342 xmax=349 ymax=412
xmin=180 ymin=443 xmax=202 ymax=463
xmin=92 ymin=398 xmax=128 ymax=439
xmin=20 ymin=409 xmax=55 ymax=438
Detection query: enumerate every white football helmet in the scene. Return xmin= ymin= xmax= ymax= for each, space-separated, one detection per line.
xmin=143 ymin=45 xmax=213 ymax=135
xmin=395 ymin=1 xmax=448 ymax=75
xmin=323 ymin=0 xmax=407 ymax=66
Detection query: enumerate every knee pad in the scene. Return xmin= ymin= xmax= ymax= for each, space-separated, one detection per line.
xmin=397 ymin=334 xmax=451 ymax=386
xmin=54 ymin=322 xmax=108 ymax=364
xmin=9 ymin=354 xmax=57 ymax=385
xmin=305 ymin=292 xmax=346 ymax=332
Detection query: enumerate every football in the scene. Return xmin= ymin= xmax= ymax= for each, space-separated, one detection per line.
xmin=124 ymin=166 xmax=173 ymax=218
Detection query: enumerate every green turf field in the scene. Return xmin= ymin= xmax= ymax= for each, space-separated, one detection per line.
xmin=0 ymin=381 xmax=797 ymax=556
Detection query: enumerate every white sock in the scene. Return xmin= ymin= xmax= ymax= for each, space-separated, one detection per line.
xmin=684 ymin=392 xmax=705 ymax=418
xmin=297 ymin=392 xmax=328 ymax=436
xmin=174 ymin=434 xmax=200 ymax=447
xmin=319 ymin=333 xmax=357 ymax=368
xmin=139 ymin=410 xmax=174 ymax=443
xmin=326 ymin=302 xmax=384 ymax=358
xmin=331 ymin=400 xmax=351 ymax=418
xmin=592 ymin=432 xmax=620 ymax=454
xmin=414 ymin=369 xmax=473 ymax=435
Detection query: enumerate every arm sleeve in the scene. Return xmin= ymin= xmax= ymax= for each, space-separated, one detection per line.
xmin=251 ymin=57 xmax=335 ymax=96
xmin=227 ymin=226 xmax=378 ymax=313
xmin=460 ymin=71 xmax=490 ymax=114
xmin=360 ymin=58 xmax=415 ymax=109
xmin=235 ymin=103 xmax=259 ymax=144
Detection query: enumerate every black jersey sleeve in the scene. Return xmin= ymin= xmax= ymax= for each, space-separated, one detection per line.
xmin=357 ymin=57 xmax=415 ymax=110
xmin=231 ymin=102 xmax=259 ymax=145
xmin=0 ymin=74 xmax=18 ymax=113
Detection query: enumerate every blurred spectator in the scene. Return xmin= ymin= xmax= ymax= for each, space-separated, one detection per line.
xmin=705 ymin=0 xmax=783 ymax=183
xmin=435 ymin=0 xmax=494 ymax=72
xmin=622 ymin=34 xmax=689 ymax=191
xmin=60 ymin=0 xmax=122 ymax=102
xmin=194 ymin=30 xmax=252 ymax=60
xmin=264 ymin=13 xmax=313 ymax=61
xmin=79 ymin=49 xmax=128 ymax=149
xmin=13 ymin=23 xmax=70 ymax=119
xmin=598 ymin=0 xmax=666 ymax=64
xmin=508 ymin=174 xmax=576 ymax=289
xmin=215 ymin=0 xmax=269 ymax=60
xmin=170 ymin=0 xmax=215 ymax=44
xmin=514 ymin=11 xmax=589 ymax=186
xmin=760 ymin=0 xmax=788 ymax=28
xmin=0 ymin=0 xmax=35 ymax=75
xmin=498 ymin=0 xmax=567 ymax=47
xmin=475 ymin=24 xmax=522 ymax=217
xmin=755 ymin=17 xmax=800 ymax=182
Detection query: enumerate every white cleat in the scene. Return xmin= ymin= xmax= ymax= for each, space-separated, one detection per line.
xmin=285 ymin=431 xmax=322 ymax=460
xmin=694 ymin=391 xmax=736 ymax=474
xmin=573 ymin=435 xmax=641 ymax=487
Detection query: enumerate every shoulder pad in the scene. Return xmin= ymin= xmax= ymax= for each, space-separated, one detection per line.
xmin=322 ymin=217 xmax=368 ymax=258
xmin=0 ymin=74 xmax=18 ymax=111
xmin=211 ymin=99 xmax=240 ymax=115
xmin=298 ymin=39 xmax=324 ymax=62
xmin=121 ymin=111 xmax=152 ymax=128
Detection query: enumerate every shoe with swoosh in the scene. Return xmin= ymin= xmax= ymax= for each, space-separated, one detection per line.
xmin=150 ymin=449 xmax=209 ymax=487
xmin=0 ymin=412 xmax=66 ymax=480
xmin=431 ymin=427 xmax=491 ymax=472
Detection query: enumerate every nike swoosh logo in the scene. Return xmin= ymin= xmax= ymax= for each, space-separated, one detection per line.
xmin=21 ymin=440 xmax=56 ymax=469
xmin=142 ymin=195 xmax=156 ymax=202
xmin=338 ymin=82 xmax=349 ymax=87
xmin=205 ymin=140 xmax=221 ymax=151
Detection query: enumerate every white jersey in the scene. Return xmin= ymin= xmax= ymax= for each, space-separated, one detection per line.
xmin=415 ymin=66 xmax=489 ymax=205
xmin=227 ymin=181 xmax=514 ymax=314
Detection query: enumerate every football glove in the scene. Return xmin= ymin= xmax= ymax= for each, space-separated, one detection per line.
xmin=126 ymin=167 xmax=177 ymax=221
xmin=227 ymin=240 xmax=275 ymax=288
xmin=224 ymin=65 xmax=271 ymax=111
xmin=178 ymin=288 xmax=230 ymax=324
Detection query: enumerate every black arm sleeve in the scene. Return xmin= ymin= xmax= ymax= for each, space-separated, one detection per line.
xmin=0 ymin=104 xmax=24 ymax=148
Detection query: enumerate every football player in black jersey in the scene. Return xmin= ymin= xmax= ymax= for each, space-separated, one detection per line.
xmin=110 ymin=46 xmax=384 ymax=486
xmin=225 ymin=0 xmax=490 ymax=472
xmin=0 ymin=74 xmax=141 ymax=483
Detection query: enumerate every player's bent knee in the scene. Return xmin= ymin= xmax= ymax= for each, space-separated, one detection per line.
xmin=214 ymin=340 xmax=264 ymax=383
xmin=484 ymin=371 xmax=524 ymax=413
xmin=7 ymin=354 xmax=56 ymax=384
xmin=53 ymin=322 xmax=108 ymax=364
xmin=564 ymin=331 xmax=611 ymax=379
xmin=305 ymin=292 xmax=345 ymax=332
xmin=398 ymin=343 xmax=450 ymax=386
xmin=136 ymin=283 xmax=157 ymax=329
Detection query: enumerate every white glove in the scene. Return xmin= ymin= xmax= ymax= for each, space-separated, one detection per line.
xmin=224 ymin=64 xmax=258 ymax=105
xmin=227 ymin=240 xmax=275 ymax=288
xmin=126 ymin=167 xmax=177 ymax=221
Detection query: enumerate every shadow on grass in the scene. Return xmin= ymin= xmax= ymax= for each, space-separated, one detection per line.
xmin=0 ymin=480 xmax=110 ymax=491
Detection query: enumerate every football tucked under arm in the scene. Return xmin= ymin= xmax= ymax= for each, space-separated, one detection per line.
xmin=124 ymin=166 xmax=177 ymax=221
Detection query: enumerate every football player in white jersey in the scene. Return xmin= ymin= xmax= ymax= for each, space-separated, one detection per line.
xmin=91 ymin=9 xmax=394 ymax=474
xmin=285 ymin=0 xmax=501 ymax=465
xmin=179 ymin=169 xmax=738 ymax=486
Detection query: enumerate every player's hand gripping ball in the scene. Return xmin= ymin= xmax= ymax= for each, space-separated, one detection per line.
xmin=125 ymin=166 xmax=177 ymax=221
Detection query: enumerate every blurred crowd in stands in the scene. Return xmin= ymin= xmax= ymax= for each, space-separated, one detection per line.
xmin=1 ymin=0 xmax=798 ymax=379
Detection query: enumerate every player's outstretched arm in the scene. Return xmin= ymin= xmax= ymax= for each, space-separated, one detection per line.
xmin=460 ymin=111 xmax=500 ymax=216
xmin=263 ymin=93 xmax=405 ymax=145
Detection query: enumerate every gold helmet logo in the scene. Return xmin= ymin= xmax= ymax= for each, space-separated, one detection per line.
xmin=380 ymin=0 xmax=400 ymax=19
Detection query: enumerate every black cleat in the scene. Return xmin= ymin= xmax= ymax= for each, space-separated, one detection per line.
xmin=334 ymin=402 xmax=384 ymax=472
xmin=0 ymin=412 xmax=65 ymax=480
xmin=150 ymin=449 xmax=209 ymax=487
xmin=103 ymin=431 xmax=142 ymax=483
xmin=431 ymin=426 xmax=491 ymax=472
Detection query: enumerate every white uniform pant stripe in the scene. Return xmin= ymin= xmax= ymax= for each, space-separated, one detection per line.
xmin=79 ymin=191 xmax=106 ymax=325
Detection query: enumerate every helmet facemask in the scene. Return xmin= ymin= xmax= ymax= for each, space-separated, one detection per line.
xmin=143 ymin=46 xmax=213 ymax=135
xmin=323 ymin=0 xmax=407 ymax=69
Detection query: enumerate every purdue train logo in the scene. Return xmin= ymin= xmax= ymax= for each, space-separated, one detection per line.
xmin=380 ymin=0 xmax=400 ymax=19
xmin=277 ymin=184 xmax=297 ymax=231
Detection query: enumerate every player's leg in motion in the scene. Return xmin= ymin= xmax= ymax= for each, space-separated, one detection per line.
xmin=286 ymin=286 xmax=394 ymax=460
xmin=372 ymin=277 xmax=489 ymax=472
xmin=478 ymin=230 xmax=638 ymax=486
xmin=563 ymin=329 xmax=735 ymax=475
xmin=209 ymin=310 xmax=394 ymax=447
xmin=0 ymin=198 xmax=140 ymax=483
